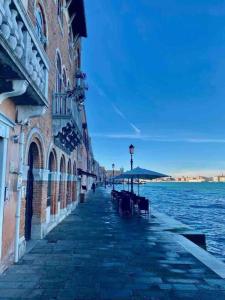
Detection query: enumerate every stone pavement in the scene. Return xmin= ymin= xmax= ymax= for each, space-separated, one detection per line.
xmin=0 ymin=188 xmax=225 ymax=300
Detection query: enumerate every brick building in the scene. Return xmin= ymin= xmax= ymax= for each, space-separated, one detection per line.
xmin=0 ymin=0 xmax=104 ymax=271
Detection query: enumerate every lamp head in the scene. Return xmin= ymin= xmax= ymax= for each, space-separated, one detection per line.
xmin=129 ymin=144 xmax=135 ymax=155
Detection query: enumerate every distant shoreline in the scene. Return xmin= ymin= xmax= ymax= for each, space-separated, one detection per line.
xmin=144 ymin=181 xmax=225 ymax=183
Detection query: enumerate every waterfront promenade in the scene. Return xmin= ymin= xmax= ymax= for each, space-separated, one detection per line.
xmin=0 ymin=189 xmax=225 ymax=299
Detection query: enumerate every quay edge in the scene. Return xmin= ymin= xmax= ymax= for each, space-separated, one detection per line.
xmin=152 ymin=209 xmax=225 ymax=279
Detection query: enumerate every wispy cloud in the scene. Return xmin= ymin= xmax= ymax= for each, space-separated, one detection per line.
xmin=93 ymin=82 xmax=141 ymax=135
xmin=111 ymin=103 xmax=141 ymax=135
xmin=130 ymin=123 xmax=141 ymax=135
xmin=111 ymin=103 xmax=126 ymax=119
xmin=94 ymin=85 xmax=106 ymax=98
xmin=92 ymin=132 xmax=225 ymax=143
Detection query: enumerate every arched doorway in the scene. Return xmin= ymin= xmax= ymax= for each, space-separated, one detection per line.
xmin=25 ymin=142 xmax=40 ymax=241
xmin=66 ymin=159 xmax=72 ymax=206
xmin=47 ymin=150 xmax=57 ymax=217
xmin=59 ymin=155 xmax=66 ymax=209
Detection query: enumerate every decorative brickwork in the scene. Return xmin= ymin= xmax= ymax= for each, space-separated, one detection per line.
xmin=0 ymin=0 xmax=106 ymax=271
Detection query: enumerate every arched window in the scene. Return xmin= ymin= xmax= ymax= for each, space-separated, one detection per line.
xmin=62 ymin=69 xmax=67 ymax=91
xmin=56 ymin=53 xmax=62 ymax=93
xmin=35 ymin=4 xmax=47 ymax=47
xmin=57 ymin=0 xmax=63 ymax=26
xmin=55 ymin=52 xmax=62 ymax=113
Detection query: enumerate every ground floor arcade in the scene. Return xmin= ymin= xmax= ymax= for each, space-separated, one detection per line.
xmin=0 ymin=120 xmax=92 ymax=272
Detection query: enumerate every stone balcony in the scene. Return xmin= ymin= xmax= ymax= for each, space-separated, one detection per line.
xmin=52 ymin=70 xmax=88 ymax=154
xmin=52 ymin=92 xmax=83 ymax=154
xmin=0 ymin=0 xmax=49 ymax=106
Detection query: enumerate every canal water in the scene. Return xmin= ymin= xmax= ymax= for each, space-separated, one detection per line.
xmin=115 ymin=182 xmax=225 ymax=262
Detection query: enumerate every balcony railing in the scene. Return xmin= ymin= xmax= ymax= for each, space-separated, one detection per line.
xmin=0 ymin=0 xmax=49 ymax=105
xmin=52 ymin=92 xmax=83 ymax=154
xmin=52 ymin=92 xmax=82 ymax=133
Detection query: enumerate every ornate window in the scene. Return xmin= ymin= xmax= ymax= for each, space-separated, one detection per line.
xmin=35 ymin=4 xmax=47 ymax=47
xmin=57 ymin=0 xmax=64 ymax=26
xmin=62 ymin=69 xmax=67 ymax=91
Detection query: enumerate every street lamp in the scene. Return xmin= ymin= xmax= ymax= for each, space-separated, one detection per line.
xmin=112 ymin=163 xmax=115 ymax=190
xmin=129 ymin=144 xmax=135 ymax=193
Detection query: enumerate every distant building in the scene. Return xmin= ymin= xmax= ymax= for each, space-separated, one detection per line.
xmin=106 ymin=168 xmax=124 ymax=181
xmin=213 ymin=175 xmax=225 ymax=182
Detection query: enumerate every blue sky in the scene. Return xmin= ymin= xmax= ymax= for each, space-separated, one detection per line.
xmin=83 ymin=0 xmax=225 ymax=176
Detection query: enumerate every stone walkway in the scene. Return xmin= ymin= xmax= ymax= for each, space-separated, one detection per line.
xmin=0 ymin=188 xmax=225 ymax=299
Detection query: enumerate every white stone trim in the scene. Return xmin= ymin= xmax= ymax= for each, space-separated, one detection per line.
xmin=0 ymin=113 xmax=15 ymax=132
xmin=21 ymin=0 xmax=28 ymax=10
xmin=0 ymin=112 xmax=14 ymax=260
xmin=16 ymin=106 xmax=46 ymax=124
xmin=61 ymin=173 xmax=68 ymax=181
xmin=25 ymin=127 xmax=46 ymax=168
xmin=18 ymin=236 xmax=26 ymax=260
xmin=45 ymin=206 xmax=51 ymax=224
xmin=22 ymin=165 xmax=29 ymax=180
xmin=50 ymin=172 xmax=60 ymax=181
xmin=57 ymin=201 xmax=61 ymax=215
xmin=33 ymin=168 xmax=49 ymax=181
xmin=68 ymin=174 xmax=74 ymax=181
xmin=175 ymin=234 xmax=225 ymax=279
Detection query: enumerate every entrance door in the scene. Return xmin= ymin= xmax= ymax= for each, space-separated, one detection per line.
xmin=25 ymin=150 xmax=34 ymax=241
xmin=47 ymin=172 xmax=52 ymax=207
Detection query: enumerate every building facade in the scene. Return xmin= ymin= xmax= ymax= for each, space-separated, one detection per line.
xmin=106 ymin=168 xmax=124 ymax=182
xmin=0 ymin=0 xmax=102 ymax=271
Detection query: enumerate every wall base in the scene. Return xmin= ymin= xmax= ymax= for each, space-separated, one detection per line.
xmin=0 ymin=201 xmax=79 ymax=273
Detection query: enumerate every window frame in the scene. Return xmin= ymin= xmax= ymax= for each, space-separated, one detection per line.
xmin=35 ymin=2 xmax=47 ymax=49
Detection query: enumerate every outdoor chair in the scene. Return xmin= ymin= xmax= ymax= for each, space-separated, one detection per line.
xmin=119 ymin=196 xmax=133 ymax=216
xmin=138 ymin=198 xmax=149 ymax=215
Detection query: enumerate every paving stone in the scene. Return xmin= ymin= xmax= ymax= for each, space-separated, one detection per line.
xmin=101 ymin=288 xmax=132 ymax=299
xmin=167 ymin=278 xmax=200 ymax=284
xmin=0 ymin=188 xmax=224 ymax=299
xmin=172 ymin=283 xmax=198 ymax=290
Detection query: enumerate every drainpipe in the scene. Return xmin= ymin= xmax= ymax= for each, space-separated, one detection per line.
xmin=14 ymin=126 xmax=25 ymax=263
xmin=0 ymin=80 xmax=29 ymax=104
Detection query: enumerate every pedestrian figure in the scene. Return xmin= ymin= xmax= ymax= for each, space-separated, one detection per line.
xmin=91 ymin=183 xmax=96 ymax=193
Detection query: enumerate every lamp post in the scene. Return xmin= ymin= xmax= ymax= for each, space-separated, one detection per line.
xmin=112 ymin=163 xmax=115 ymax=190
xmin=129 ymin=144 xmax=134 ymax=193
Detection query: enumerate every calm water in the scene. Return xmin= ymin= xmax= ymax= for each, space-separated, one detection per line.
xmin=116 ymin=182 xmax=225 ymax=262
